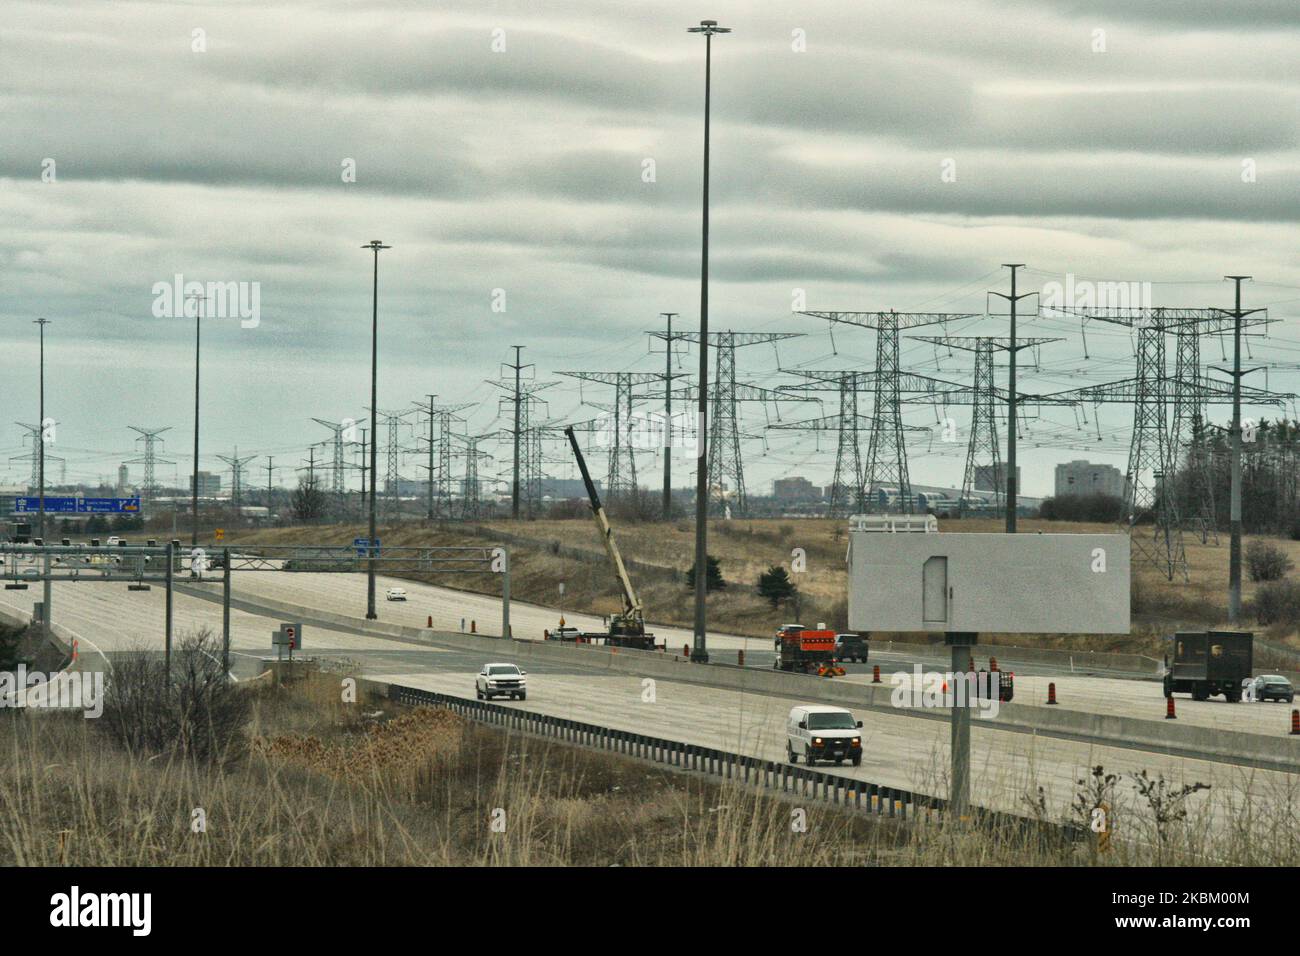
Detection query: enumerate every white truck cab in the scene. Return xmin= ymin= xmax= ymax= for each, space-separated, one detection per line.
xmin=787 ymin=705 xmax=863 ymax=767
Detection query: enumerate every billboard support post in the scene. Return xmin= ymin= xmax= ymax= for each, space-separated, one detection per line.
xmin=222 ymin=547 xmax=231 ymax=677
xmin=946 ymin=631 xmax=977 ymax=816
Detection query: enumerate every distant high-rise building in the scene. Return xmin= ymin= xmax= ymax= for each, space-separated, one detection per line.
xmin=773 ymin=476 xmax=820 ymax=501
xmin=191 ymin=471 xmax=222 ymax=496
xmin=117 ymin=464 xmax=129 ymax=492
xmin=1054 ymin=460 xmax=1125 ymax=498
xmin=973 ymin=464 xmax=1019 ymax=493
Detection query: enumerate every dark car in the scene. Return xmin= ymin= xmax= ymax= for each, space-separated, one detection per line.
xmin=1252 ymin=675 xmax=1295 ymax=703
xmin=833 ymin=633 xmax=869 ymax=663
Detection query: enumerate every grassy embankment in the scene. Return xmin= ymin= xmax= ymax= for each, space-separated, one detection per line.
xmin=5 ymin=664 xmax=1297 ymax=866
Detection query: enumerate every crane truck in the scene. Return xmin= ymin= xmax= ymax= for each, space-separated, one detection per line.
xmin=563 ymin=426 xmax=658 ymax=651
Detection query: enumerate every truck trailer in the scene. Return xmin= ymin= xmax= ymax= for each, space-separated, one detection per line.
xmin=1163 ymin=630 xmax=1253 ymax=702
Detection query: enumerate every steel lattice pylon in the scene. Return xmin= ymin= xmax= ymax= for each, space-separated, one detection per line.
xmin=1039 ymin=305 xmax=1286 ymax=581
xmin=11 ymin=422 xmax=65 ymax=493
xmin=962 ymin=340 xmax=1002 ymax=517
xmin=216 ymin=450 xmax=256 ymax=512
xmin=312 ymin=418 xmax=349 ymax=507
xmin=910 ymin=334 xmax=1063 ymax=517
xmin=125 ymin=426 xmax=174 ymax=505
xmin=647 ymin=329 xmax=804 ymax=515
xmin=556 ymin=370 xmax=664 ymax=503
xmin=455 ymin=434 xmax=493 ymax=519
xmin=799 ymin=312 xmax=977 ymax=512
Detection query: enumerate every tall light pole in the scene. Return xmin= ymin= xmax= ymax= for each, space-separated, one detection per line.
xmin=362 ymin=240 xmax=390 ymax=620
xmin=186 ymin=293 xmax=206 ymax=547
xmin=688 ymin=18 xmax=729 ymax=664
xmin=33 ymin=318 xmax=50 ymax=541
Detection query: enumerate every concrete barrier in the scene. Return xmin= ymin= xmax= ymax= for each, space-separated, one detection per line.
xmin=175 ymin=582 xmax=1300 ymax=772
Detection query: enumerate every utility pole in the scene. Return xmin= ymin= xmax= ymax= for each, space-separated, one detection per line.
xmin=361 ymin=239 xmax=390 ymax=620
xmin=687 ymin=18 xmax=729 ymax=663
xmin=507 ymin=345 xmax=526 ymax=519
xmin=661 ymin=312 xmax=678 ymax=520
xmin=33 ymin=318 xmax=50 ymax=541
xmin=425 ymin=393 xmax=436 ymax=520
xmin=265 ymin=456 xmax=274 ymax=507
xmin=1224 ymin=276 xmax=1263 ymax=623
xmin=989 ymin=264 xmax=1033 ymax=533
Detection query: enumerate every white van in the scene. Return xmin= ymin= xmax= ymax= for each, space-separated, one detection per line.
xmin=786 ymin=705 xmax=863 ymax=767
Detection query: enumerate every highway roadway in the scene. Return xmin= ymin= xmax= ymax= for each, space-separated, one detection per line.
xmin=212 ymin=568 xmax=1300 ymax=738
xmin=2 ymin=572 xmax=1297 ymax=831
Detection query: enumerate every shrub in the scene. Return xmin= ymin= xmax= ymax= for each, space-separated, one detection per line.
xmin=757 ymin=565 xmax=797 ymax=609
xmin=685 ymin=555 xmax=726 ymax=592
xmin=1253 ymin=579 xmax=1300 ymax=626
xmin=1246 ymin=540 xmax=1293 ymax=582
xmin=98 ymin=628 xmax=251 ymax=763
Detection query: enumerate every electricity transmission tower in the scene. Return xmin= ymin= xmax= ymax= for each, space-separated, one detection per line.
xmin=312 ymin=418 xmax=350 ymax=508
xmin=217 ymin=450 xmax=257 ymax=512
xmin=910 ymin=335 xmax=1062 ymax=516
xmin=797 ymin=311 xmax=977 ymax=511
xmin=556 ymin=370 xmax=668 ymax=503
xmin=769 ymin=378 xmax=931 ymax=516
xmin=11 ymin=422 xmax=64 ymax=493
xmin=454 ymin=433 xmax=494 ymax=519
xmin=489 ymin=373 xmax=556 ymax=520
xmin=647 ymin=330 xmax=804 ymax=514
xmin=1042 ymin=305 xmax=1289 ymax=580
xmin=126 ymin=426 xmax=175 ymax=505
xmin=373 ymin=407 xmax=414 ymax=520
xmin=413 ymin=396 xmax=475 ymax=520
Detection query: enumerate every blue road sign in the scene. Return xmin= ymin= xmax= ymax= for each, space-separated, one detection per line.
xmin=14 ymin=496 xmax=141 ymax=514
xmin=353 ymin=537 xmax=380 ymax=557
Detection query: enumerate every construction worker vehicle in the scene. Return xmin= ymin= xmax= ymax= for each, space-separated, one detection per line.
xmin=774 ymin=624 xmax=844 ymax=676
xmin=563 ymin=426 xmax=657 ymax=651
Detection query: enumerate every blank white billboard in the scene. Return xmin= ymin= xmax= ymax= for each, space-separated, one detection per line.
xmin=847 ymin=532 xmax=1130 ymax=634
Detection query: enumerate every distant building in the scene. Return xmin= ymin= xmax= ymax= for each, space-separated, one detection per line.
xmin=117 ymin=464 xmax=129 ymax=492
xmin=191 ymin=471 xmax=221 ymax=496
xmin=1054 ymin=460 xmax=1125 ymax=498
xmin=973 ymin=464 xmax=1020 ymax=493
xmin=773 ymin=476 xmax=820 ymax=501
xmin=540 ymin=478 xmax=600 ymax=499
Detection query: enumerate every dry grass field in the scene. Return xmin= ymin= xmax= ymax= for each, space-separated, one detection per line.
xmin=228 ymin=516 xmax=1300 ymax=659
xmin=5 ymin=665 xmax=1297 ymax=866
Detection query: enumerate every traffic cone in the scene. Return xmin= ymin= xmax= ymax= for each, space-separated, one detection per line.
xmin=872 ymin=664 xmax=881 ymax=684
xmin=1290 ymin=709 xmax=1299 ymax=736
xmin=1047 ymin=682 xmax=1058 ymax=705
xmin=683 ymin=643 xmax=690 ymax=658
xmin=989 ymin=657 xmax=998 ymax=671
xmin=738 ymin=649 xmax=745 ymax=667
xmin=1165 ymin=697 xmax=1177 ymax=720
xmin=471 ymin=620 xmax=476 ymax=633
xmin=426 ymin=615 xmax=432 ymax=627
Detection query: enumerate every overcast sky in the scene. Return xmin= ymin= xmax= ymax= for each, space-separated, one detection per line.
xmin=2 ymin=0 xmax=1298 ymax=498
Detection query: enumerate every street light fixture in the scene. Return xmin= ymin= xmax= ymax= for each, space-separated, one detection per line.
xmin=362 ymin=239 xmax=391 ymax=621
xmin=687 ymin=18 xmax=729 ymax=664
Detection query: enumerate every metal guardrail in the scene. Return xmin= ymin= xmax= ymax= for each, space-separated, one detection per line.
xmin=386 ymin=685 xmax=1078 ymax=839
